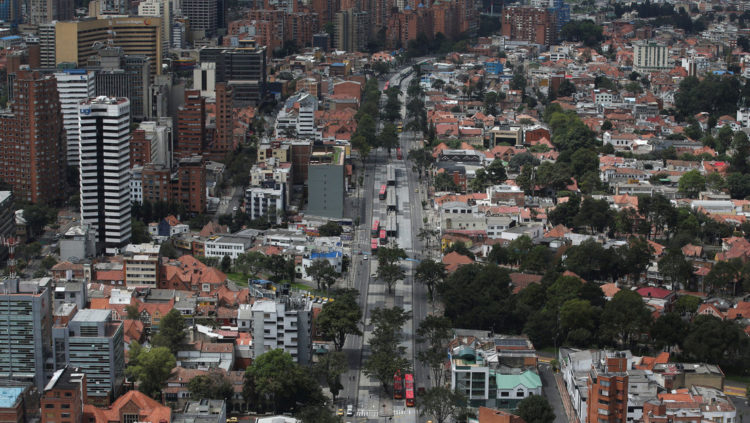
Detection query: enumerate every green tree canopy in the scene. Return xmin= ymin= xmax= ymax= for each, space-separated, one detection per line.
xmin=126 ymin=343 xmax=176 ymax=399
xmin=244 ymin=349 xmax=324 ymax=413
xmin=306 ymin=259 xmax=338 ymax=291
xmin=417 ymin=387 xmax=467 ymax=423
xmin=188 ymin=373 xmax=234 ymax=401
xmin=152 ymin=309 xmax=186 ymax=354
xmin=316 ymin=290 xmax=362 ymax=351
xmin=678 ymin=170 xmax=706 ymax=198
xmin=517 ymin=395 xmax=555 ymax=423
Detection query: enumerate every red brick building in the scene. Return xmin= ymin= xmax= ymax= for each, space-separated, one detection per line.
xmin=172 ymin=156 xmax=207 ymax=214
xmin=501 ymin=6 xmax=556 ymax=46
xmin=41 ymin=367 xmax=87 ymax=423
xmin=523 ymin=126 xmax=551 ymax=145
xmin=586 ymin=354 xmax=628 ymax=423
xmin=176 ymin=90 xmax=206 ymax=157
xmin=211 ymin=83 xmax=235 ymax=156
xmin=130 ymin=129 xmax=151 ymax=167
xmin=0 ymin=70 xmax=66 ymax=204
xmin=141 ymin=164 xmax=172 ymax=204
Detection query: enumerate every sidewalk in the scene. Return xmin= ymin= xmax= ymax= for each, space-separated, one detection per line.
xmin=554 ymin=372 xmax=579 ymax=423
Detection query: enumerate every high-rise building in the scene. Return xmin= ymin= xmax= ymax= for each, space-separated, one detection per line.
xmin=171 ymin=156 xmax=206 ymax=213
xmin=55 ymin=17 xmax=163 ymax=77
xmin=29 ymin=0 xmax=73 ymax=25
xmin=0 ymin=0 xmax=21 ymax=26
xmin=41 ymin=367 xmax=87 ymax=423
xmin=90 ymin=47 xmax=151 ymax=122
xmin=216 ymin=42 xmax=267 ymax=106
xmin=78 ymin=97 xmax=132 ymax=254
xmin=633 ymin=41 xmax=670 ymax=72
xmin=39 ymin=22 xmax=57 ymax=69
xmin=251 ymin=297 xmax=312 ymax=364
xmin=52 ymin=309 xmax=125 ymax=405
xmin=501 ymin=5 xmax=556 ymax=46
xmin=0 ymin=278 xmax=53 ymax=390
xmin=137 ymin=0 xmax=172 ymax=53
xmin=586 ymin=352 xmax=629 ymax=423
xmin=0 ymin=70 xmax=66 ymax=204
xmin=212 ymin=82 xmax=235 ymax=155
xmin=176 ymin=90 xmax=206 ymax=157
xmin=54 ymin=69 xmax=96 ymax=167
xmin=307 ymin=147 xmax=345 ymax=218
xmin=334 ymin=8 xmax=369 ymax=52
xmin=182 ymin=0 xmax=217 ymax=37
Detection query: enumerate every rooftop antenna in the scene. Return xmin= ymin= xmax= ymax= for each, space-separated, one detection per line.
xmin=1 ymin=236 xmax=19 ymax=278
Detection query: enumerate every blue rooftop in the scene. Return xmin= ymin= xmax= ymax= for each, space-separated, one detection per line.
xmin=0 ymin=387 xmax=24 ymax=408
xmin=311 ymin=251 xmax=342 ymax=259
xmin=64 ymin=69 xmax=88 ymax=74
xmin=331 ymin=63 xmax=345 ymax=67
xmin=1 ymin=35 xmax=21 ymax=40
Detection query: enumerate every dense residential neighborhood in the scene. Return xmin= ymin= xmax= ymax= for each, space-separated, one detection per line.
xmin=0 ymin=0 xmax=750 ymax=422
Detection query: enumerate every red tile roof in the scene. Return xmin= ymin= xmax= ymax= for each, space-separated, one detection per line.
xmin=83 ymin=390 xmax=171 ymax=423
xmin=442 ymin=252 xmax=474 ymax=273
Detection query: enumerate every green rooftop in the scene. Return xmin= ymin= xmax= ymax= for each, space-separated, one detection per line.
xmin=494 ymin=371 xmax=542 ymax=390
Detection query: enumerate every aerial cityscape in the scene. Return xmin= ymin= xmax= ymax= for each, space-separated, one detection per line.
xmin=0 ymin=0 xmax=748 ymax=422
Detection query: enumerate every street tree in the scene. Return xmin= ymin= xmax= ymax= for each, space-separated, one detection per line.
xmin=316 ymin=291 xmax=362 ymax=351
xmin=416 ymin=315 xmax=452 ymax=386
xmin=417 ymin=387 xmax=467 ymax=423
xmin=244 ymin=349 xmax=324 ymax=413
xmin=377 ymin=262 xmax=405 ymax=294
xmin=377 ymin=245 xmax=407 ymax=267
xmin=314 ymin=351 xmax=348 ymax=401
xmin=379 ymin=123 xmax=400 ymax=154
xmin=188 ymin=373 xmax=234 ymax=401
xmin=306 ymin=260 xmax=338 ymax=291
xmin=364 ymin=307 xmax=411 ymax=392
xmin=517 ymin=395 xmax=555 ymax=423
xmin=414 ymin=259 xmax=446 ymax=302
xmin=674 ymin=295 xmax=701 ymax=314
xmin=417 ymin=228 xmax=440 ymax=252
xmin=152 ymin=309 xmax=186 ymax=354
xmin=485 ymin=159 xmax=507 ymax=184
xmin=126 ymin=343 xmax=176 ymax=399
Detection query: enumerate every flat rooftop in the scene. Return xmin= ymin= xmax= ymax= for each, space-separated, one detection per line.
xmin=0 ymin=387 xmax=24 ymax=408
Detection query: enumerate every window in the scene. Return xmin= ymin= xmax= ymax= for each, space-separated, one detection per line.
xmin=123 ymin=414 xmax=139 ymax=423
xmin=61 ymin=404 xmax=70 ymax=409
xmin=45 ymin=404 xmax=55 ymax=408
xmin=516 ymin=390 xmax=525 ymax=397
xmin=500 ymin=391 xmax=509 ymax=397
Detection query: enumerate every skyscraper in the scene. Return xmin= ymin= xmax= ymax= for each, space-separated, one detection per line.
xmin=0 ymin=70 xmax=66 ymax=204
xmin=54 ymin=69 xmax=96 ymax=167
xmin=182 ymin=0 xmax=217 ymax=36
xmin=0 ymin=278 xmax=53 ymax=390
xmin=501 ymin=5 xmax=556 ymax=46
xmin=78 ymin=96 xmax=132 ymax=254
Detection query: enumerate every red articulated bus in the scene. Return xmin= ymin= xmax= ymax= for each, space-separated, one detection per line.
xmin=385 ymin=81 xmax=390 ymax=90
xmin=393 ymin=370 xmax=404 ymax=399
xmin=397 ymin=148 xmax=402 ymax=160
xmin=405 ymin=373 xmax=415 ymax=407
xmin=371 ymin=240 xmax=379 ymax=253
xmin=379 ymin=184 xmax=387 ymax=200
xmin=371 ymin=220 xmax=380 ymax=238
xmin=379 ymin=229 xmax=387 ymax=245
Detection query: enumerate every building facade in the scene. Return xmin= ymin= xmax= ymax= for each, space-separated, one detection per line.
xmin=0 ymin=278 xmax=53 ymax=390
xmin=501 ymin=6 xmax=556 ymax=46
xmin=78 ymin=97 xmax=132 ymax=254
xmin=54 ymin=69 xmax=96 ymax=167
xmin=0 ymin=70 xmax=66 ymax=204
xmin=633 ymin=41 xmax=670 ymax=72
xmin=176 ymin=90 xmax=206 ymax=157
xmin=251 ymin=298 xmax=312 ymax=364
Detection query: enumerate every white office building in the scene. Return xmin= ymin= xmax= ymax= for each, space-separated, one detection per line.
xmin=55 ymin=69 xmax=96 ymax=166
xmin=251 ymin=297 xmax=313 ymax=364
xmin=79 ymin=96 xmax=132 ymax=254
xmin=138 ymin=0 xmax=172 ymax=53
xmin=274 ymin=92 xmax=317 ymax=139
xmin=245 ymin=183 xmax=286 ymax=224
xmin=633 ymin=41 xmax=671 ymax=72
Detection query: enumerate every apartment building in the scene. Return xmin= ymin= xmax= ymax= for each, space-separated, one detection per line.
xmin=41 ymin=367 xmax=87 ymax=423
xmin=251 ymin=297 xmax=313 ymax=364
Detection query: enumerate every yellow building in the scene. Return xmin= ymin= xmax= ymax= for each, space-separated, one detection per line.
xmin=55 ymin=17 xmax=163 ymax=76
